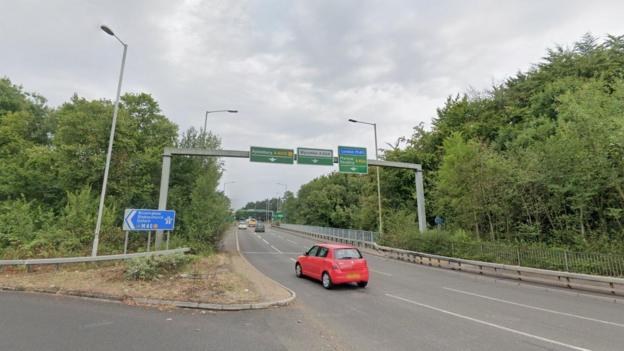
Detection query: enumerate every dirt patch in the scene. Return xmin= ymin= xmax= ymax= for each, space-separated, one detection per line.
xmin=0 ymin=253 xmax=262 ymax=305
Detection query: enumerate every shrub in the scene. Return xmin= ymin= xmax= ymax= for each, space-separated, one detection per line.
xmin=124 ymin=253 xmax=196 ymax=281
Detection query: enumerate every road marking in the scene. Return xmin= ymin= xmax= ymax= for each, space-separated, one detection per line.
xmin=370 ymin=269 xmax=392 ymax=277
xmin=270 ymin=245 xmax=282 ymax=254
xmin=286 ymin=239 xmax=297 ymax=245
xmin=289 ymin=258 xmax=296 ymax=262
xmin=262 ymin=238 xmax=270 ymax=244
xmin=443 ymin=287 xmax=624 ymax=328
xmin=385 ymin=293 xmax=592 ymax=351
xmin=242 ymin=251 xmax=300 ymax=255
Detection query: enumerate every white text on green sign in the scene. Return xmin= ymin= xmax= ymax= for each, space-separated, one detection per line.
xmin=297 ymin=147 xmax=334 ymax=166
xmin=338 ymin=146 xmax=368 ymax=174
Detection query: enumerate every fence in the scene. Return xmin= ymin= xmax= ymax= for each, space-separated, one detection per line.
xmin=281 ymin=223 xmax=624 ymax=278
xmin=280 ymin=224 xmax=377 ymax=243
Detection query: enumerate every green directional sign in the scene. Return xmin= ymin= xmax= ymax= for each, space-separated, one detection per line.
xmin=275 ymin=211 xmax=284 ymax=220
xmin=338 ymin=146 xmax=368 ymax=174
xmin=297 ymin=147 xmax=334 ymax=166
xmin=250 ymin=146 xmax=294 ymax=164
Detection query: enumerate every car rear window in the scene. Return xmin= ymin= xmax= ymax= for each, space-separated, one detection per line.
xmin=334 ymin=248 xmax=362 ymax=259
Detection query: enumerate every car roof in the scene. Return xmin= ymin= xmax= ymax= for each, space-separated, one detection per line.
xmin=317 ymin=243 xmax=357 ymax=250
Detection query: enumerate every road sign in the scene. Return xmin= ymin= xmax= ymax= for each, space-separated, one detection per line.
xmin=275 ymin=212 xmax=284 ymax=220
xmin=250 ymin=146 xmax=294 ymax=164
xmin=123 ymin=209 xmax=176 ymax=231
xmin=297 ymin=147 xmax=334 ymax=166
xmin=338 ymin=146 xmax=368 ymax=174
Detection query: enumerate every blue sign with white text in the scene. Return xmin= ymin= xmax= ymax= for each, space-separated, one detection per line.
xmin=123 ymin=209 xmax=176 ymax=231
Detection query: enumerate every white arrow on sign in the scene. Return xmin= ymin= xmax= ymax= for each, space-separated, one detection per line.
xmin=165 ymin=216 xmax=173 ymax=225
xmin=269 ymin=157 xmax=276 ymax=162
xmin=350 ymin=167 xmax=357 ymax=171
xmin=124 ymin=210 xmax=137 ymax=230
xmin=312 ymin=159 xmax=318 ymax=163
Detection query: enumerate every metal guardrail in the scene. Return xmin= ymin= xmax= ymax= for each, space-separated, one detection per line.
xmin=280 ymin=224 xmax=377 ymax=243
xmin=278 ymin=225 xmax=624 ymax=296
xmin=0 ymin=248 xmax=191 ymax=271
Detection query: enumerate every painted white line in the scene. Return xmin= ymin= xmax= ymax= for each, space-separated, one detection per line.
xmin=443 ymin=287 xmax=624 ymax=328
xmin=385 ymin=293 xmax=592 ymax=351
xmin=261 ymin=239 xmax=269 ymax=244
xmin=289 ymin=258 xmax=296 ymax=262
xmin=370 ymin=269 xmax=392 ymax=277
xmin=270 ymin=245 xmax=282 ymax=254
xmin=286 ymin=239 xmax=297 ymax=245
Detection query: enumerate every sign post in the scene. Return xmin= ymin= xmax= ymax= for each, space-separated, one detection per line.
xmin=297 ymin=147 xmax=333 ymax=166
xmin=124 ymin=209 xmax=175 ymax=252
xmin=338 ymin=146 xmax=368 ymax=174
xmin=250 ymin=146 xmax=294 ymax=164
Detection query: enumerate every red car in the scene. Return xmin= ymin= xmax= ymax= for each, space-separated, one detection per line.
xmin=295 ymin=243 xmax=369 ymax=289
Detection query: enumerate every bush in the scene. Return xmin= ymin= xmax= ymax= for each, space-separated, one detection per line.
xmin=124 ymin=253 xmax=196 ymax=281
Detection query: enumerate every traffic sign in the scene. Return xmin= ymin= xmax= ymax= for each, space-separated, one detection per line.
xmin=297 ymin=147 xmax=334 ymax=166
xmin=250 ymin=146 xmax=294 ymax=164
xmin=338 ymin=146 xmax=368 ymax=174
xmin=123 ymin=209 xmax=176 ymax=231
xmin=275 ymin=212 xmax=284 ymax=220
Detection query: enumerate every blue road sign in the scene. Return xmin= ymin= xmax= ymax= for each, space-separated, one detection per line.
xmin=123 ymin=209 xmax=176 ymax=231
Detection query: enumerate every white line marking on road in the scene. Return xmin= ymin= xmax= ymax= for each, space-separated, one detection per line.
xmin=286 ymin=239 xmax=297 ymax=245
xmin=262 ymin=238 xmax=269 ymax=244
xmin=443 ymin=287 xmax=624 ymax=328
xmin=289 ymin=258 xmax=296 ymax=262
xmin=370 ymin=269 xmax=393 ymax=277
xmin=270 ymin=245 xmax=282 ymax=254
xmin=385 ymin=293 xmax=592 ymax=351
xmin=242 ymin=251 xmax=300 ymax=255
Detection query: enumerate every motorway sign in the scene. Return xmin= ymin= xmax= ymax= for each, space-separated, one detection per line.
xmin=123 ymin=209 xmax=176 ymax=231
xmin=275 ymin=211 xmax=284 ymax=220
xmin=338 ymin=146 xmax=368 ymax=174
xmin=250 ymin=146 xmax=294 ymax=164
xmin=297 ymin=147 xmax=334 ymax=166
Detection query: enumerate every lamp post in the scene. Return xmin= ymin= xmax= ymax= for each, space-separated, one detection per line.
xmin=223 ymin=181 xmax=235 ymax=195
xmin=348 ymin=118 xmax=383 ymax=238
xmin=276 ymin=183 xmax=287 ymax=212
xmin=92 ymin=25 xmax=128 ymax=257
xmin=204 ymin=110 xmax=237 ymax=135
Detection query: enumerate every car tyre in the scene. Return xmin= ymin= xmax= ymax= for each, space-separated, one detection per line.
xmin=322 ymin=272 xmax=333 ymax=289
xmin=295 ymin=263 xmax=303 ymax=278
xmin=357 ymin=281 xmax=368 ymax=288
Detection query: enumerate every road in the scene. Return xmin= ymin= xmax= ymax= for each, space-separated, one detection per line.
xmin=238 ymin=225 xmax=624 ymax=351
xmin=2 ymin=226 xmax=624 ymax=351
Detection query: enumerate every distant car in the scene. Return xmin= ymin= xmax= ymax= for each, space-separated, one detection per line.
xmin=295 ymin=244 xmax=368 ymax=289
xmin=248 ymin=218 xmax=257 ymax=227
xmin=237 ymin=221 xmax=248 ymax=229
xmin=255 ymin=222 xmax=265 ymax=233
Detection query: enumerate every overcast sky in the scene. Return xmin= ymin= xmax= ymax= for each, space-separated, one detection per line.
xmin=2 ymin=0 xmax=624 ymax=208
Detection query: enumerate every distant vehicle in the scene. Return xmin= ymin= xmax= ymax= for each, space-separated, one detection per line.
xmin=247 ymin=218 xmax=257 ymax=227
xmin=255 ymin=222 xmax=265 ymax=233
xmin=295 ymin=244 xmax=368 ymax=289
xmin=237 ymin=221 xmax=248 ymax=229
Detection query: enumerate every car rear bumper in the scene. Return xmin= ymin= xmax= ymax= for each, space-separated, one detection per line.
xmin=331 ymin=270 xmax=369 ymax=284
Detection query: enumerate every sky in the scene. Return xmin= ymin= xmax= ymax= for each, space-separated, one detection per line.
xmin=1 ymin=0 xmax=624 ymax=208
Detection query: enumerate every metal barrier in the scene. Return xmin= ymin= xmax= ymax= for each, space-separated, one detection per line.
xmin=0 ymin=248 xmax=191 ymax=271
xmin=277 ymin=225 xmax=624 ymax=296
xmin=280 ymin=224 xmax=377 ymax=243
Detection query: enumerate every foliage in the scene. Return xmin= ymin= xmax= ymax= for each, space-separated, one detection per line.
xmin=124 ymin=253 xmax=196 ymax=281
xmin=0 ymin=78 xmax=229 ymax=258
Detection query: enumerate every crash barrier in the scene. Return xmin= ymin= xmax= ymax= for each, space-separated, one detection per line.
xmin=0 ymin=248 xmax=191 ymax=272
xmin=280 ymin=224 xmax=377 ymax=244
xmin=278 ymin=225 xmax=624 ymax=296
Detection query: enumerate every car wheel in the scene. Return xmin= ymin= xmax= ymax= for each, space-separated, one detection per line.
xmin=357 ymin=281 xmax=368 ymax=288
xmin=322 ymin=272 xmax=333 ymax=289
xmin=295 ymin=263 xmax=303 ymax=278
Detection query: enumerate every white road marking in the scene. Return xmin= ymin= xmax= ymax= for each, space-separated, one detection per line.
xmin=289 ymin=258 xmax=296 ymax=262
xmin=261 ymin=238 xmax=270 ymax=244
xmin=286 ymin=239 xmax=297 ymax=245
xmin=385 ymin=293 xmax=592 ymax=351
xmin=269 ymin=245 xmax=282 ymax=254
xmin=443 ymin=287 xmax=624 ymax=328
xmin=369 ymin=269 xmax=392 ymax=277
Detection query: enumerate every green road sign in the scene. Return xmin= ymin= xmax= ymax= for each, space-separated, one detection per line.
xmin=297 ymin=147 xmax=334 ymax=166
xmin=250 ymin=146 xmax=294 ymax=164
xmin=275 ymin=211 xmax=284 ymax=220
xmin=338 ymin=146 xmax=368 ymax=174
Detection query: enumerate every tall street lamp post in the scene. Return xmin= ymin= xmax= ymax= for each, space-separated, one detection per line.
xmin=92 ymin=25 xmax=128 ymax=257
xmin=223 ymin=181 xmax=235 ymax=195
xmin=348 ymin=118 xmax=383 ymax=238
xmin=204 ymin=110 xmax=238 ymax=135
xmin=276 ymin=183 xmax=287 ymax=212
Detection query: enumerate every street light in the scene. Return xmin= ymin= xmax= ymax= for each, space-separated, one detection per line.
xmin=276 ymin=183 xmax=287 ymax=212
xmin=348 ymin=118 xmax=383 ymax=238
xmin=92 ymin=25 xmax=128 ymax=257
xmin=204 ymin=110 xmax=238 ymax=135
xmin=223 ymin=181 xmax=236 ymax=194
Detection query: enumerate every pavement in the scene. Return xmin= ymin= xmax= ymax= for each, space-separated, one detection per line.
xmin=2 ymin=225 xmax=624 ymax=350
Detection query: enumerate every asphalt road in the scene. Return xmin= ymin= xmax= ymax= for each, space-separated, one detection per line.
xmin=2 ymin=226 xmax=624 ymax=351
xmin=238 ymin=225 xmax=624 ymax=351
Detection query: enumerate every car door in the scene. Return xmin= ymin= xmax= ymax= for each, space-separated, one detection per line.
xmin=313 ymin=246 xmax=330 ymax=278
xmin=301 ymin=246 xmax=319 ymax=276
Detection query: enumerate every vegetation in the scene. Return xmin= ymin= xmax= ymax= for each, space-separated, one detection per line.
xmin=280 ymin=34 xmax=624 ymax=254
xmin=0 ymin=80 xmax=230 ymax=258
xmin=124 ymin=253 xmax=197 ymax=281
